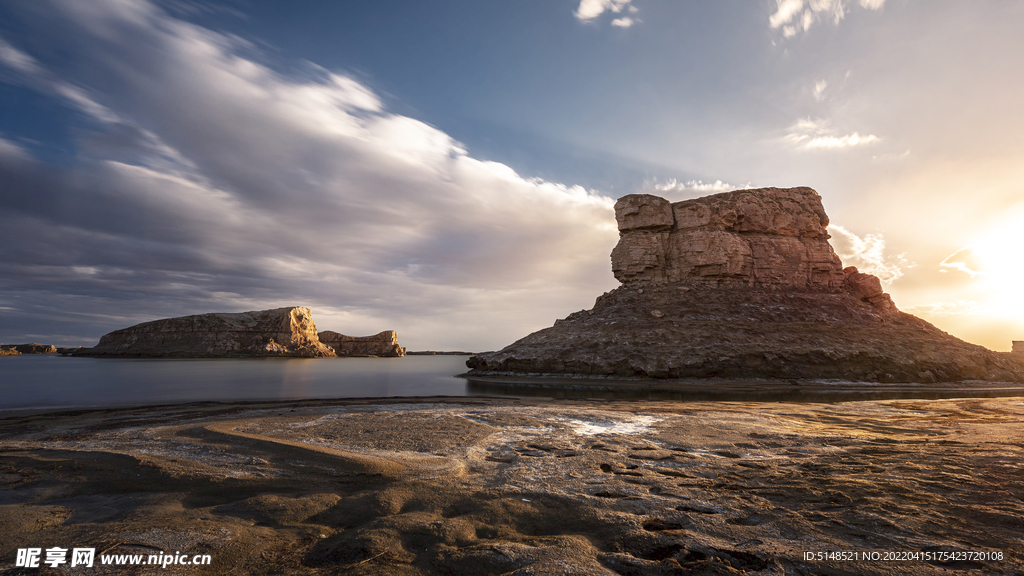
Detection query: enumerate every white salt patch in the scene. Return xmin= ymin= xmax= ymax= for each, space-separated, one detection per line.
xmin=561 ymin=415 xmax=662 ymax=436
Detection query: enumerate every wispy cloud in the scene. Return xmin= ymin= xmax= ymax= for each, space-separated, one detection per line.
xmin=939 ymin=245 xmax=984 ymax=277
xmin=829 ymin=224 xmax=907 ymax=285
xmin=770 ymin=0 xmax=886 ymax=38
xmin=639 ymin=178 xmax=752 ymax=200
xmin=785 ymin=118 xmax=880 ymax=150
xmin=574 ymin=0 xmax=638 ymax=25
xmin=812 ymin=79 xmax=827 ymax=100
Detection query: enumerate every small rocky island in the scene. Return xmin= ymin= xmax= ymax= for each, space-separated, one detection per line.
xmin=74 ymin=307 xmax=404 ymax=358
xmin=1 ymin=343 xmax=57 ymax=355
xmin=468 ymin=187 xmax=1024 ymax=383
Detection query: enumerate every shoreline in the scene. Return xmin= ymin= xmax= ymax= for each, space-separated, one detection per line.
xmin=2 ymin=396 xmax=1023 ymax=574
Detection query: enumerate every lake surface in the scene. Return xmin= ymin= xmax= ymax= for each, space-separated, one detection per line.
xmin=0 ymin=354 xmax=474 ymax=410
xmin=4 ymin=355 xmax=1024 ymax=411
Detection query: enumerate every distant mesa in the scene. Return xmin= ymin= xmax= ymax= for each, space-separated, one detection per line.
xmin=1 ymin=343 xmax=57 ymax=354
xmin=468 ymin=187 xmax=1024 ymax=383
xmin=0 ymin=347 xmax=21 ymax=357
xmin=74 ymin=307 xmax=404 ymax=359
xmin=319 ymin=330 xmax=405 ymax=358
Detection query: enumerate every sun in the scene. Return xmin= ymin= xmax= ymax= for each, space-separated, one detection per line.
xmin=940 ymin=221 xmax=1024 ymax=322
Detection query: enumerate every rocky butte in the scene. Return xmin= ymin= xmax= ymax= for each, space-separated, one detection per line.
xmin=467 ymin=187 xmax=1024 ymax=383
xmin=76 ymin=307 xmax=404 ymax=358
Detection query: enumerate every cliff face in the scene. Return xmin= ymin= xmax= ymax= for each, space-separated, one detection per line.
xmin=468 ymin=187 xmax=1024 ymax=383
xmin=611 ymin=188 xmax=897 ymax=313
xmin=318 ymin=330 xmax=405 ymax=357
xmin=81 ymin=307 xmax=336 ymax=358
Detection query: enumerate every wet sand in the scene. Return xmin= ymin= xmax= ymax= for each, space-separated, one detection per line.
xmin=1 ymin=396 xmax=1023 ymax=575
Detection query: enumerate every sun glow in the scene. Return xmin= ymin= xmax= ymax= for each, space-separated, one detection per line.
xmin=940 ymin=217 xmax=1024 ymax=323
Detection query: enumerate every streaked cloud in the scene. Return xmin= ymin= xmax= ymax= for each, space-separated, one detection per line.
xmin=770 ymin=0 xmax=886 ymax=38
xmin=0 ymin=0 xmax=620 ymax=350
xmin=0 ymin=137 xmax=31 ymax=162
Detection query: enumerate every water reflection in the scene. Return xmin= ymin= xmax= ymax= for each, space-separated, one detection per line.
xmin=466 ymin=378 xmax=1024 ymax=403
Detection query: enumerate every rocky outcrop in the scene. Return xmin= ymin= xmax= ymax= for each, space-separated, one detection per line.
xmin=2 ymin=343 xmax=58 ymax=354
xmin=57 ymin=347 xmax=88 ymax=356
xmin=0 ymin=347 xmax=21 ymax=356
xmin=468 ymin=187 xmax=1024 ymax=383
xmin=318 ymin=330 xmax=405 ymax=357
xmin=78 ymin=307 xmax=336 ymax=358
xmin=611 ymin=188 xmax=849 ymax=294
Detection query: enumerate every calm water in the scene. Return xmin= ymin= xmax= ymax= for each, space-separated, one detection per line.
xmin=5 ymin=355 xmax=1024 ymax=411
xmin=0 ymin=354 xmax=474 ymax=410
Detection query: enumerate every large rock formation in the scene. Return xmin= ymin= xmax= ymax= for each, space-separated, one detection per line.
xmin=468 ymin=187 xmax=1024 ymax=383
xmin=318 ymin=330 xmax=405 ymax=357
xmin=78 ymin=307 xmax=336 ymax=358
xmin=0 ymin=347 xmax=21 ymax=357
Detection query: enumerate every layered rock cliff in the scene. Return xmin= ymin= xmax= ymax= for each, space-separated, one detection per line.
xmin=79 ymin=307 xmax=336 ymax=358
xmin=318 ymin=330 xmax=405 ymax=357
xmin=468 ymin=187 xmax=1024 ymax=383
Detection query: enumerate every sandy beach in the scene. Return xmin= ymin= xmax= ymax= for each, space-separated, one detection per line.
xmin=2 ymin=395 xmax=1023 ymax=575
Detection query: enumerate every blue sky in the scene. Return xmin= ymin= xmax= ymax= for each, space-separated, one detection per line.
xmin=1 ymin=0 xmax=1022 ymax=351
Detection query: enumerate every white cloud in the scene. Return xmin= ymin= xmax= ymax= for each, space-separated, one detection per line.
xmin=939 ymin=245 xmax=984 ymax=277
xmin=639 ymin=178 xmax=752 ymax=201
xmin=785 ymin=118 xmax=880 ymax=150
xmin=770 ymin=0 xmax=885 ymax=38
xmin=610 ymin=17 xmax=635 ymax=28
xmin=829 ymin=224 xmax=907 ymax=285
xmin=769 ymin=0 xmax=805 ymax=29
xmin=813 ymin=79 xmax=827 ymax=100
xmin=0 ymin=0 xmax=622 ymax=350
xmin=574 ymin=0 xmax=635 ymax=24
xmin=802 ymin=133 xmax=878 ymax=148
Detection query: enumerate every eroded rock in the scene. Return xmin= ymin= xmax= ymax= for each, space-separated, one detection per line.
xmin=318 ymin=330 xmax=405 ymax=357
xmin=611 ymin=187 xmax=847 ymax=293
xmin=78 ymin=307 xmax=336 ymax=358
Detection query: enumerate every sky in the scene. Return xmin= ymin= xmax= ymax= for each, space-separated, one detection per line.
xmin=0 ymin=0 xmax=1022 ymax=352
